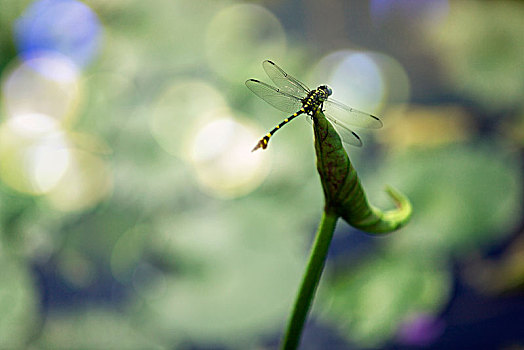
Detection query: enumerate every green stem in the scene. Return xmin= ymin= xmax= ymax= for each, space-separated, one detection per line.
xmin=280 ymin=209 xmax=339 ymax=350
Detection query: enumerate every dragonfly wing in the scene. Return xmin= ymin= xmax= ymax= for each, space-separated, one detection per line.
xmin=324 ymin=99 xmax=383 ymax=129
xmin=326 ymin=115 xmax=363 ymax=147
xmin=262 ymin=60 xmax=310 ymax=98
xmin=246 ymin=79 xmax=303 ymax=114
xmin=305 ymin=114 xmax=363 ymax=147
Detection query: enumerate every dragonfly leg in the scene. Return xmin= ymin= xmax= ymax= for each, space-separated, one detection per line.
xmin=252 ymin=109 xmax=305 ymax=151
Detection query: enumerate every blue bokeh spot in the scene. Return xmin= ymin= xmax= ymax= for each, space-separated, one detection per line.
xmin=14 ymin=0 xmax=102 ymax=69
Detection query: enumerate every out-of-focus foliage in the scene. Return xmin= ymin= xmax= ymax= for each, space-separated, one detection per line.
xmin=378 ymin=144 xmax=521 ymax=255
xmin=426 ymin=1 xmax=524 ymax=111
xmin=317 ymin=142 xmax=521 ymax=346
xmin=0 ymin=252 xmax=38 ymax=349
xmin=35 ymin=309 xmax=164 ymax=349
xmin=0 ymin=0 xmax=523 ymax=349
xmin=127 ymin=204 xmax=308 ymax=346
xmin=319 ymin=252 xmax=450 ymax=346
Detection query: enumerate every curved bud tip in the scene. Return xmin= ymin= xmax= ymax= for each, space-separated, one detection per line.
xmin=385 ymin=185 xmax=411 ymax=209
xmin=375 ymin=185 xmax=413 ymax=232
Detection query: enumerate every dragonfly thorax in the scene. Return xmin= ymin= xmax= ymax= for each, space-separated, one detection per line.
xmin=302 ymin=86 xmax=331 ymax=113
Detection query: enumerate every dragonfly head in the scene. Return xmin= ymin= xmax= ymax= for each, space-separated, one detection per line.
xmin=318 ymin=85 xmax=332 ymax=97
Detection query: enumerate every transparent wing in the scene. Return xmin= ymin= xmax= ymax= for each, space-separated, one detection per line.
xmin=262 ymin=60 xmax=310 ymax=98
xmin=306 ymin=115 xmax=363 ymax=147
xmin=245 ymin=79 xmax=303 ymax=114
xmin=324 ymin=99 xmax=383 ymax=129
xmin=326 ymin=115 xmax=363 ymax=147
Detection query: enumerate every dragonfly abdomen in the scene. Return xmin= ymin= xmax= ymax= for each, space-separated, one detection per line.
xmin=251 ymin=108 xmax=306 ymax=152
xmin=251 ymin=89 xmax=328 ymax=152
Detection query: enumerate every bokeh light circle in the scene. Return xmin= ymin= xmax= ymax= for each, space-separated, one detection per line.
xmin=371 ymin=52 xmax=411 ymax=108
xmin=312 ymin=50 xmax=410 ymax=116
xmin=149 ymin=79 xmax=227 ymax=158
xmin=15 ymin=0 xmax=102 ymax=68
xmin=0 ymin=112 xmax=112 ymax=209
xmin=45 ymin=148 xmax=113 ymax=212
xmin=332 ymin=53 xmax=384 ymax=113
xmin=206 ymin=4 xmax=287 ymax=82
xmin=0 ymin=113 xmax=70 ymax=194
xmin=2 ymin=54 xmax=82 ymax=125
xmin=313 ymin=51 xmax=385 ymax=115
xmin=187 ymin=111 xmax=269 ymax=198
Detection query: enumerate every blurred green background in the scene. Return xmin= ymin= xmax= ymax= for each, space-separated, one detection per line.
xmin=0 ymin=0 xmax=523 ymax=349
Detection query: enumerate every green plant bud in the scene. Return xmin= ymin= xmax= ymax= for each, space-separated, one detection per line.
xmin=312 ymin=109 xmax=412 ymax=234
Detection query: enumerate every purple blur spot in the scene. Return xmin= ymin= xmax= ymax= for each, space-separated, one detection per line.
xmin=396 ymin=313 xmax=446 ymax=346
xmin=370 ymin=0 xmax=449 ymax=24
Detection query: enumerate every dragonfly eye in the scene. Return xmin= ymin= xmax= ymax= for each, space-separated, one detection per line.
xmin=320 ymin=85 xmax=332 ymax=96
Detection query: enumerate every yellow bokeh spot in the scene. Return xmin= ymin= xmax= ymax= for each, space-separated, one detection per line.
xmin=1 ymin=53 xmax=83 ymax=126
xmin=45 ymin=148 xmax=113 ymax=212
xmin=187 ymin=111 xmax=269 ymax=198
xmin=0 ymin=113 xmax=70 ymax=194
xmin=0 ymin=112 xmax=112 ymax=210
xmin=149 ymin=79 xmax=227 ymax=158
xmin=379 ymin=104 xmax=473 ymax=150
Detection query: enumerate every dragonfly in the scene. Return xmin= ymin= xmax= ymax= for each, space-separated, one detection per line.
xmin=246 ymin=60 xmax=383 ymax=151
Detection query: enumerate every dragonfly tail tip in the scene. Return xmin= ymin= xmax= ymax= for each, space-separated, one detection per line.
xmin=252 ymin=139 xmax=268 ymax=152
